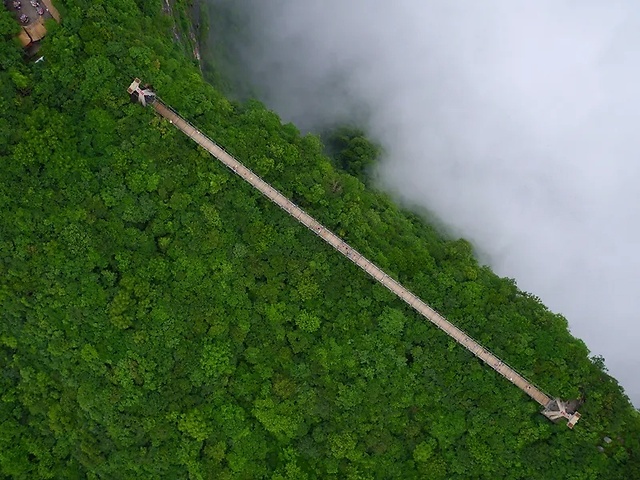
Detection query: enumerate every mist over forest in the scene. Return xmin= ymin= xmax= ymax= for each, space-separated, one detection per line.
xmin=204 ymin=0 xmax=640 ymax=405
xmin=3 ymin=1 xmax=640 ymax=476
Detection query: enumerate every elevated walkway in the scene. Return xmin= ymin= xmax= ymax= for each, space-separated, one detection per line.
xmin=127 ymin=79 xmax=581 ymax=428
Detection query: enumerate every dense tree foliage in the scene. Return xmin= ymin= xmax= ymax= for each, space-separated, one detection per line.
xmin=322 ymin=126 xmax=381 ymax=180
xmin=1 ymin=1 xmax=639 ymax=478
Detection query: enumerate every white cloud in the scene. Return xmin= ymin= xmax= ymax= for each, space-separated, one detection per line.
xmin=209 ymin=0 xmax=640 ymax=404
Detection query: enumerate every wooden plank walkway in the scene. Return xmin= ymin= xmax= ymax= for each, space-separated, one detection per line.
xmin=152 ymin=100 xmax=553 ymax=409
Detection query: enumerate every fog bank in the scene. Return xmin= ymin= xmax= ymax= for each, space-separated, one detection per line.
xmin=207 ymin=0 xmax=640 ymax=404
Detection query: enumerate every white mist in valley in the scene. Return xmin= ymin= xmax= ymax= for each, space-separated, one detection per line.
xmin=206 ymin=0 xmax=640 ymax=404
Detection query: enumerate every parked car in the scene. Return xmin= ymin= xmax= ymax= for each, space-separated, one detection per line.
xmin=37 ymin=6 xmax=44 ymax=14
xmin=30 ymin=0 xmax=38 ymax=6
xmin=20 ymin=13 xmax=29 ymax=23
xmin=13 ymin=1 xmax=21 ymax=9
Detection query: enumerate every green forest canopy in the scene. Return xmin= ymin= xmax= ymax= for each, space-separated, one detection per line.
xmin=1 ymin=1 xmax=639 ymax=479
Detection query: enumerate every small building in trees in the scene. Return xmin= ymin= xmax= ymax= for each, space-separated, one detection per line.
xmin=18 ymin=18 xmax=47 ymax=48
xmin=4 ymin=0 xmax=60 ymax=51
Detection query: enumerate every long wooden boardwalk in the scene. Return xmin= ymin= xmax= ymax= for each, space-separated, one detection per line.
xmin=152 ymin=100 xmax=554 ymax=409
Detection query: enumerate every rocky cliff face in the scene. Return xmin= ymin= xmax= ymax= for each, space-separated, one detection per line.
xmin=164 ymin=0 xmax=203 ymax=69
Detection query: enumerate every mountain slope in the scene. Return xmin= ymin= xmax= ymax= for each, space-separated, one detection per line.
xmin=0 ymin=2 xmax=638 ymax=478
